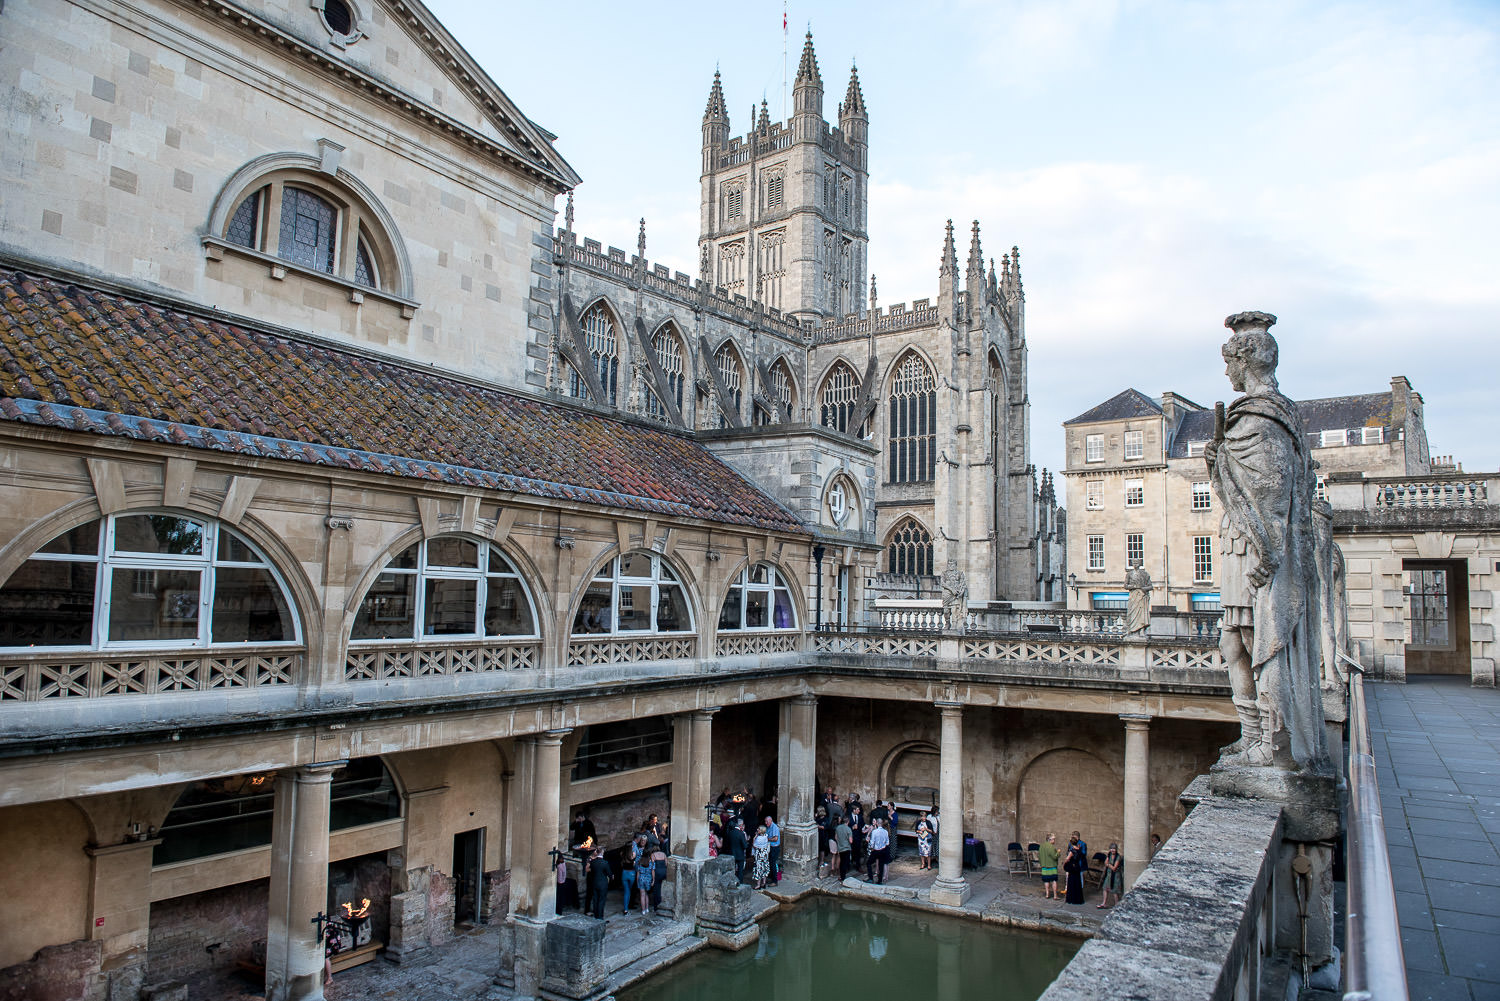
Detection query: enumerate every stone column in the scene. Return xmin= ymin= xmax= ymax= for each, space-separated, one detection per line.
xmin=778 ymin=693 xmax=819 ymax=880
xmin=681 ymin=708 xmax=718 ymax=859
xmin=499 ymin=729 xmax=568 ymax=996
xmin=265 ymin=762 xmax=340 ymax=1001
xmin=84 ymin=838 xmax=159 ymax=1001
xmin=929 ymin=702 xmax=970 ymax=906
xmin=1121 ymin=713 xmax=1152 ymax=889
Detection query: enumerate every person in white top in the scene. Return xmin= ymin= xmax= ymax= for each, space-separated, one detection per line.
xmin=867 ymin=818 xmax=891 ymax=884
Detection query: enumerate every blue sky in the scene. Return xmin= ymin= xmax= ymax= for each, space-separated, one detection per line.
xmin=429 ymin=0 xmax=1500 ymax=479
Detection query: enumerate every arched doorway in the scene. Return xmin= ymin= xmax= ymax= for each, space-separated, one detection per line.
xmin=1015 ymin=748 xmax=1121 ymax=849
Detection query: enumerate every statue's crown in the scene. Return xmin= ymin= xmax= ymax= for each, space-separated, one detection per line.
xmin=1224 ymin=311 xmax=1277 ymax=334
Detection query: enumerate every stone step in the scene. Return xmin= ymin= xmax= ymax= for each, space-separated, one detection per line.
xmin=599 ymin=919 xmax=706 ymax=993
xmin=602 ymin=916 xmax=697 ymax=976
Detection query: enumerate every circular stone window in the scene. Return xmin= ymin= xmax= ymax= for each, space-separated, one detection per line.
xmin=318 ymin=0 xmax=363 ymax=47
xmin=827 ymin=481 xmax=848 ymax=527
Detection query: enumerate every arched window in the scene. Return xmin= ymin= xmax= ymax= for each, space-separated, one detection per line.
xmin=887 ymin=519 xmax=934 ymax=577
xmin=770 ymin=359 xmax=795 ymax=421
xmin=153 ymin=758 xmax=400 ymax=866
xmin=819 ymin=361 xmax=864 ymax=436
xmin=570 ymin=303 xmax=620 ymax=407
xmin=825 ymin=476 xmax=858 ymax=530
xmin=888 ymin=352 xmax=937 ymax=483
xmin=215 ymin=163 xmax=407 ymax=296
xmin=715 ymin=343 xmax=744 ymax=427
xmin=350 ymin=537 xmax=538 ymax=641
xmin=645 ymin=325 xmax=685 ymax=421
xmin=718 ymin=563 xmax=797 ymax=630
xmin=572 ymin=552 xmax=692 ymax=635
xmin=0 ymin=514 xmax=298 ymax=649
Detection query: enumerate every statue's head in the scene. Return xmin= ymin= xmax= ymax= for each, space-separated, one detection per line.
xmin=946 ymin=559 xmax=959 ymax=570
xmin=1222 ymin=311 xmax=1279 ymax=392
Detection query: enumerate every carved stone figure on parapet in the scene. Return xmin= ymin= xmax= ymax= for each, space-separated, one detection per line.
xmin=1205 ymin=311 xmax=1330 ymax=772
xmin=1125 ymin=564 xmax=1152 ymax=635
xmin=940 ymin=559 xmax=968 ymax=631
xmin=1312 ymin=499 xmax=1351 ymax=689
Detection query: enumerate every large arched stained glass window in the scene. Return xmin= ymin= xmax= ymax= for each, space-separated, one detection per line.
xmin=645 ymin=325 xmax=686 ymax=421
xmin=570 ymin=303 xmax=620 ymax=407
xmin=572 ymin=553 xmax=692 ymax=635
xmin=886 ymin=519 xmax=934 ymax=577
xmin=714 ymin=343 xmax=744 ymax=427
xmin=888 ymin=352 xmax=937 ymax=483
xmin=819 ymin=361 xmax=864 ymax=436
xmin=0 ymin=514 xmax=298 ymax=649
xmin=350 ymin=537 xmax=537 ymax=641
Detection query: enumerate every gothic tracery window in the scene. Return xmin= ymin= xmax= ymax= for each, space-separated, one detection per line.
xmin=714 ymin=343 xmax=744 ymax=427
xmin=888 ymin=352 xmax=936 ymax=483
xmin=644 ymin=325 xmax=685 ymax=421
xmin=570 ymin=302 xmax=620 ymax=407
xmin=819 ymin=361 xmax=864 ymax=436
xmin=887 ymin=519 xmax=934 ymax=577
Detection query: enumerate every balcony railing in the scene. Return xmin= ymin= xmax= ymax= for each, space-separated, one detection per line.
xmin=1 ymin=647 xmax=301 ymax=701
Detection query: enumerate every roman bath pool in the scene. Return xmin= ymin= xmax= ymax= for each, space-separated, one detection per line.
xmin=617 ymin=896 xmax=1081 ymax=1001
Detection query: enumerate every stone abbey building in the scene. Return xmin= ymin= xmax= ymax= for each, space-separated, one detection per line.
xmin=0 ymin=4 xmax=1235 ymax=1001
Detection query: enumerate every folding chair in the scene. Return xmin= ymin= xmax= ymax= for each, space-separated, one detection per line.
xmin=1027 ymin=843 xmax=1041 ymax=876
xmin=1007 ymin=842 xmax=1028 ymax=875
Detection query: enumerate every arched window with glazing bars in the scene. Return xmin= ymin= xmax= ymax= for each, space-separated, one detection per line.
xmin=886 ymin=519 xmax=933 ymax=577
xmin=715 ymin=343 xmax=743 ymax=427
xmin=570 ymin=303 xmax=619 ymax=407
xmin=819 ymin=361 xmax=863 ymax=435
xmin=888 ymin=352 xmax=936 ymax=483
xmin=645 ymin=325 xmax=686 ymax=422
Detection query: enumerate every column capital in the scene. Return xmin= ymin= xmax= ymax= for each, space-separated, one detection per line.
xmin=792 ymin=692 xmax=818 ymax=707
xmin=690 ymin=706 xmax=722 ymax=719
xmin=524 ymin=728 xmax=573 ymax=747
xmin=935 ymin=700 xmax=964 ymax=715
xmin=1120 ymin=713 xmax=1153 ymax=729
xmin=291 ymin=760 xmax=344 ymax=781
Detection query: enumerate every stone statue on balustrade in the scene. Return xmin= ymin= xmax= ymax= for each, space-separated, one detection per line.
xmin=1312 ymin=500 xmax=1352 ymax=690
xmin=940 ymin=560 xmax=968 ymax=631
xmin=1205 ymin=311 xmax=1330 ymax=772
xmin=1125 ymin=564 xmax=1152 ymax=636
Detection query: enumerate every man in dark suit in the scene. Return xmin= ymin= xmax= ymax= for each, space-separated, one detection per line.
xmin=728 ymin=818 xmax=749 ymax=884
xmin=585 ymin=848 xmax=612 ymax=920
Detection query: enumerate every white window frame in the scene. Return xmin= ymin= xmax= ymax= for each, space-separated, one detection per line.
xmin=1087 ymin=535 xmax=1105 ymax=571
xmin=1124 ymin=478 xmax=1145 ymax=508
xmin=0 ymin=513 xmax=302 ymax=652
xmin=1361 ymin=427 xmax=1384 ymax=445
xmin=349 ymin=537 xmax=539 ymax=643
xmin=571 ymin=553 xmax=694 ymax=637
xmin=1123 ymin=429 xmax=1144 ymax=460
xmin=1186 ymin=441 xmax=1207 ymax=457
xmin=1191 ymin=481 xmax=1212 ymax=511
xmin=1193 ymin=536 xmax=1214 ymax=583
xmin=1126 ymin=533 xmax=1144 ymax=568
xmin=1085 ymin=434 xmax=1104 ymax=463
xmin=718 ymin=562 xmax=798 ymax=631
xmin=1319 ymin=429 xmax=1349 ymax=448
xmin=1085 ymin=480 xmax=1103 ymax=511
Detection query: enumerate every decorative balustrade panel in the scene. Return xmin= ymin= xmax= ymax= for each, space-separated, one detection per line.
xmin=1148 ymin=646 xmax=1226 ymax=670
xmin=810 ymin=633 xmax=868 ymax=655
xmin=877 ymin=608 xmax=945 ymax=632
xmin=716 ymin=632 xmax=801 ymax=657
xmin=346 ymin=641 xmax=539 ymax=680
xmin=1373 ymin=478 xmax=1489 ymax=509
xmin=566 ymin=636 xmax=696 ymax=667
xmin=962 ymin=638 xmax=1123 ymax=666
xmin=867 ymin=635 xmax=939 ymax=657
xmin=1 ymin=650 xmax=300 ymax=701
xmin=1014 ymin=609 xmax=1126 ymax=635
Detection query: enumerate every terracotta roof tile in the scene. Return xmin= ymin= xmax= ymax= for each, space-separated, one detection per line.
xmin=0 ymin=269 xmax=806 ymax=534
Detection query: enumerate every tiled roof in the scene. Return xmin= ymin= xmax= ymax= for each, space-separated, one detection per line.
xmin=1165 ymin=393 xmax=1397 ymax=458
xmin=1064 ymin=388 xmax=1162 ymax=426
xmin=0 ymin=269 xmax=806 ymax=534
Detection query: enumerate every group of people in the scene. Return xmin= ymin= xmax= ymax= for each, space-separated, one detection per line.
xmin=567 ymin=810 xmax=671 ymax=920
xmin=813 ymin=789 xmax=935 ymax=884
xmin=706 ymin=787 xmax=781 ymax=890
xmin=1034 ymin=830 xmax=1135 ymax=908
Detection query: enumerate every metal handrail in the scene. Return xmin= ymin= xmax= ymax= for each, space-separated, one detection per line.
xmin=1344 ymin=661 xmax=1409 ymax=1000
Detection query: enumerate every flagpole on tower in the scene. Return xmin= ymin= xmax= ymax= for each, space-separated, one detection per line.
xmin=782 ymin=1 xmax=788 ymax=123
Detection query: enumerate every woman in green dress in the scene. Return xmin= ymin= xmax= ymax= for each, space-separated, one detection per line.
xmin=1038 ymin=832 xmax=1061 ymax=899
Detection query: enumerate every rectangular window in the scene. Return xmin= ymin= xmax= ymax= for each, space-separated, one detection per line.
xmin=1192 ymin=482 xmax=1212 ymax=511
xmin=1193 ymin=536 xmax=1213 ymax=582
xmin=726 ymin=188 xmax=743 ymax=219
xmin=1085 ymin=434 xmax=1104 ymax=463
xmin=1319 ymin=429 xmax=1348 ymax=448
xmin=1124 ymin=430 xmax=1144 ymax=460
xmin=1126 ymin=533 xmax=1144 ymax=568
xmin=1087 ymin=535 xmax=1105 ymax=571
xmin=1362 ymin=426 xmax=1384 ymax=444
xmin=1091 ymin=591 xmax=1128 ymax=611
xmin=1124 ymin=478 xmax=1144 ymax=507
xmin=1315 ymin=475 xmax=1327 ymax=502
xmin=1186 ymin=441 xmax=1207 ymax=457
xmin=1085 ymin=480 xmax=1103 ymax=510
xmin=1190 ymin=592 xmax=1221 ymax=612
xmin=766 ymin=174 xmax=784 ymax=210
xmin=1407 ymin=569 xmax=1451 ymax=648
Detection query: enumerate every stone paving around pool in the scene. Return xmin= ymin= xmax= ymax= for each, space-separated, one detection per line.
xmin=195 ymin=855 xmax=1105 ymax=1000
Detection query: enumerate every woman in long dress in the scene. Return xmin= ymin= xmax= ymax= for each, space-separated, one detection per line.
xmin=1063 ymin=838 xmax=1087 ymax=905
xmin=751 ymin=824 xmax=771 ymax=889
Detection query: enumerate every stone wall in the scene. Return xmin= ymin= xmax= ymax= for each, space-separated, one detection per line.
xmin=145 ymin=879 xmax=268 ymax=985
xmin=0 ymin=800 xmax=91 ymax=968
xmin=326 ymin=853 xmax=392 ymax=948
xmin=569 ymin=785 xmax=669 ymax=851
xmin=711 ymin=701 xmax=781 ymax=802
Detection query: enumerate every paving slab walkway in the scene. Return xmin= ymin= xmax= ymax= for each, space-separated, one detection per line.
xmin=1367 ymin=677 xmax=1500 ymax=1001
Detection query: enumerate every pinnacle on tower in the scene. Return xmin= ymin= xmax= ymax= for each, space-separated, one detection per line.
xmin=1011 ymin=245 xmax=1024 ymax=297
xmin=967 ymin=220 xmax=985 ymax=281
xmin=637 ymin=218 xmax=646 ymax=259
xmin=703 ymin=70 xmax=728 ymax=123
xmin=757 ymin=98 xmax=771 ymax=132
xmin=794 ymin=31 xmax=821 ymax=87
xmin=939 ymin=220 xmax=958 ymax=277
xmin=842 ymin=63 xmax=866 ymax=117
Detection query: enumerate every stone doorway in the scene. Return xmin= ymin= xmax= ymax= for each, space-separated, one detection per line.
xmin=452 ymin=827 xmax=484 ymax=924
xmin=1402 ymin=558 xmax=1471 ymax=675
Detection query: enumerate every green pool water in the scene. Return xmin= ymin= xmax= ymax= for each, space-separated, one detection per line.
xmin=616 ymin=896 xmax=1080 ymax=1001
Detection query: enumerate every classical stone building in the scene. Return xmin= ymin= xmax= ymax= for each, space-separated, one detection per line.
xmin=1061 ymin=380 xmax=1498 ymax=684
xmin=0 ymin=4 xmax=1214 ymax=1001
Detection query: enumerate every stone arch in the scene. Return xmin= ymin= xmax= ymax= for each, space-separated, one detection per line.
xmin=880 ymin=343 xmax=939 ymax=392
xmin=1014 ymin=747 xmax=1122 ymax=849
xmin=821 ymin=471 xmax=862 ymax=531
xmin=876 ymin=738 xmax=940 ymax=808
xmin=0 ymin=798 xmax=93 ymax=968
xmin=206 ymin=151 xmax=415 ymax=299
xmin=883 ymin=515 xmax=935 ymax=577
xmin=766 ymin=353 xmax=800 ymax=420
xmin=645 ymin=319 xmax=690 ymax=419
xmin=815 ymin=357 xmax=865 ymax=434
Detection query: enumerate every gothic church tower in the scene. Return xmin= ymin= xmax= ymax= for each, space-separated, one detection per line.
xmin=698 ymin=34 xmax=868 ymax=324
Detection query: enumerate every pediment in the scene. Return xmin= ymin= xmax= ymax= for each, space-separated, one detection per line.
xmin=179 ymin=0 xmax=579 ymax=191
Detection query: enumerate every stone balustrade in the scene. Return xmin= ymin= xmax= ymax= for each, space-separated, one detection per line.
xmin=1 ymin=646 xmax=301 ymax=701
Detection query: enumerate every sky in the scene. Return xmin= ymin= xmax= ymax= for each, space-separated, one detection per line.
xmin=428 ymin=0 xmax=1500 ymax=480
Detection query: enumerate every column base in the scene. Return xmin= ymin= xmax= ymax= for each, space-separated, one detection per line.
xmin=928 ymin=877 xmax=970 ymax=907
xmin=778 ymin=823 xmax=818 ymax=882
